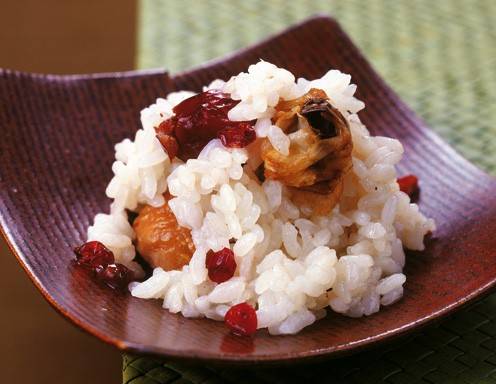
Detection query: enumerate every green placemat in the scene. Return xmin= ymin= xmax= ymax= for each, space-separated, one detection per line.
xmin=125 ymin=1 xmax=496 ymax=382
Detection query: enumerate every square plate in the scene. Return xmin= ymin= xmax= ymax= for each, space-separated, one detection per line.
xmin=1 ymin=16 xmax=495 ymax=363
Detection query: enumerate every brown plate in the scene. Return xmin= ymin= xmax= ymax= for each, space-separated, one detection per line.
xmin=1 ymin=16 xmax=495 ymax=364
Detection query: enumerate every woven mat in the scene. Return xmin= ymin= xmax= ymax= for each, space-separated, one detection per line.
xmin=124 ymin=1 xmax=496 ymax=382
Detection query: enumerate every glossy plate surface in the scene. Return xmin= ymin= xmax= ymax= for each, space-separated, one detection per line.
xmin=1 ymin=16 xmax=495 ymax=363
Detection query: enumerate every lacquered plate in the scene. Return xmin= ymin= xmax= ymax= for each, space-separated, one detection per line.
xmin=1 ymin=16 xmax=495 ymax=363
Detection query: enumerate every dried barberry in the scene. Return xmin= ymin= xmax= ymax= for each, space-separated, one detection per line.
xmin=224 ymin=302 xmax=258 ymax=336
xmin=206 ymin=247 xmax=237 ymax=283
xmin=96 ymin=263 xmax=134 ymax=290
xmin=398 ymin=174 xmax=419 ymax=197
xmin=74 ymin=241 xmax=114 ymax=269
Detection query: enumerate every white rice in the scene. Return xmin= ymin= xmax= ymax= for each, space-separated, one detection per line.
xmin=87 ymin=60 xmax=435 ymax=335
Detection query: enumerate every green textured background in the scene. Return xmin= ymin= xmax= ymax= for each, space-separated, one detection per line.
xmin=125 ymin=1 xmax=496 ymax=382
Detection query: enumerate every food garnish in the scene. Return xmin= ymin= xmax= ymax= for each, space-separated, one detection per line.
xmin=74 ymin=241 xmax=134 ymax=290
xmin=156 ymin=90 xmax=256 ymax=161
xmin=224 ymin=302 xmax=258 ymax=336
xmin=398 ymin=174 xmax=419 ymax=197
xmin=206 ymin=247 xmax=237 ymax=283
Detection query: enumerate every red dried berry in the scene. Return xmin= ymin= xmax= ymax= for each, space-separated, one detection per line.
xmin=73 ymin=241 xmax=135 ymax=291
xmin=156 ymin=120 xmax=179 ymax=159
xmin=74 ymin=241 xmax=114 ymax=269
xmin=155 ymin=90 xmax=256 ymax=160
xmin=219 ymin=123 xmax=256 ymax=148
xmin=96 ymin=263 xmax=134 ymax=290
xmin=206 ymin=248 xmax=237 ymax=283
xmin=224 ymin=302 xmax=257 ymax=336
xmin=397 ymin=174 xmax=419 ymax=197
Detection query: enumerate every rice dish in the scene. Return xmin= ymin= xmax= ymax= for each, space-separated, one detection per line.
xmin=81 ymin=61 xmax=435 ymax=335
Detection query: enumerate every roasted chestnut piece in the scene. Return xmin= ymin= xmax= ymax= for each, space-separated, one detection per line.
xmin=133 ymin=193 xmax=195 ymax=271
xmin=260 ymin=89 xmax=353 ymax=215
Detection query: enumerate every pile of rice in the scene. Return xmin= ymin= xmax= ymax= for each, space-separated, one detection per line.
xmin=87 ymin=61 xmax=435 ymax=335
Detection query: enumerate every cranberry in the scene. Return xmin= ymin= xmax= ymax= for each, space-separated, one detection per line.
xmin=397 ymin=174 xmax=419 ymax=197
xmin=96 ymin=263 xmax=134 ymax=290
xmin=74 ymin=241 xmax=114 ymax=269
xmin=224 ymin=302 xmax=257 ymax=336
xmin=219 ymin=123 xmax=256 ymax=148
xmin=206 ymin=248 xmax=237 ymax=283
xmin=155 ymin=90 xmax=256 ymax=160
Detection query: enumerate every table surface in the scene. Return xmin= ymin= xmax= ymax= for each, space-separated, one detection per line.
xmin=124 ymin=1 xmax=496 ymax=383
